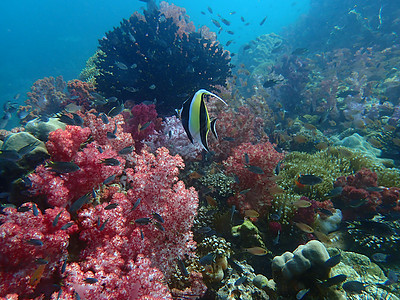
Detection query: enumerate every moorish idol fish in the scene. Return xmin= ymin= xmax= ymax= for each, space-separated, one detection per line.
xmin=177 ymin=89 xmax=227 ymax=151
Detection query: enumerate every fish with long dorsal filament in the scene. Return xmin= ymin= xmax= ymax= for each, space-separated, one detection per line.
xmin=177 ymin=89 xmax=227 ymax=151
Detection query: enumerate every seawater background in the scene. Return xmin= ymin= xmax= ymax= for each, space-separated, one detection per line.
xmin=0 ymin=0 xmax=309 ymax=126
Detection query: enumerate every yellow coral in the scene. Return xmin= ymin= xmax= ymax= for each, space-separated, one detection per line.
xmin=79 ymin=50 xmax=103 ymax=85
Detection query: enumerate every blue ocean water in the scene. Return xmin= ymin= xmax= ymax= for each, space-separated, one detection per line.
xmin=0 ymin=0 xmax=309 ymax=129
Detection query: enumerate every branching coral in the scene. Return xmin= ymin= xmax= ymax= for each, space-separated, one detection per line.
xmin=94 ymin=4 xmax=231 ymax=115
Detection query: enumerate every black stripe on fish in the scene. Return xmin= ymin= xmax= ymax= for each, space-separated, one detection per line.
xmin=199 ymin=94 xmax=210 ymax=151
xmin=181 ymin=98 xmax=193 ymax=144
xmin=210 ymin=118 xmax=218 ymax=140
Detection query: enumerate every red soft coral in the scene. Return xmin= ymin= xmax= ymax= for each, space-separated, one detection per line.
xmin=224 ymin=142 xmax=284 ymax=217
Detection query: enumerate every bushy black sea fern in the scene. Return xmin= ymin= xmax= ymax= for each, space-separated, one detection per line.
xmin=95 ymin=8 xmax=231 ymax=115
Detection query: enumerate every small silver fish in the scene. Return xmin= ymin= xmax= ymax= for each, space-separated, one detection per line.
xmin=99 ymin=113 xmax=109 ymax=124
xmin=104 ymin=203 xmax=119 ymax=210
xmin=152 ymin=212 xmax=164 ymax=223
xmin=27 ymin=239 xmax=43 ymax=246
xmin=103 ymin=174 xmax=116 ymax=185
xmin=118 ymin=146 xmax=134 ymax=155
xmin=108 ymin=104 xmax=124 ymax=117
xmin=245 ymin=165 xmax=265 ymax=175
xmin=135 ymin=217 xmax=151 ymax=225
xmin=61 ymin=222 xmax=74 ymax=230
xmin=372 ymin=253 xmax=389 ymax=263
xmin=53 ymin=210 xmax=63 ymax=227
xmin=84 ymin=277 xmax=98 ymax=284
xmin=114 ymin=61 xmax=128 ymax=70
xmin=61 ymin=259 xmax=67 ymax=274
xmin=32 ymin=203 xmax=39 ymax=216
xmin=100 ymin=218 xmax=109 ymax=231
xmin=296 ymin=288 xmax=310 ymax=300
xmin=101 ymin=158 xmax=120 ymax=166
xmin=130 ymin=198 xmax=141 ymax=211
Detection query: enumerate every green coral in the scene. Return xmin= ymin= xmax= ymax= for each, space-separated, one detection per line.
xmin=79 ymin=50 xmax=102 ymax=85
xmin=198 ymin=171 xmax=235 ymax=199
xmin=232 ymin=219 xmax=266 ymax=249
xmin=277 ymin=149 xmax=353 ymax=200
xmin=375 ymin=167 xmax=400 ymax=188
xmin=270 ymin=193 xmax=299 ymax=226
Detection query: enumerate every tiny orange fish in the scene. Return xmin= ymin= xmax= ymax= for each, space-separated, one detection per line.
xmin=304 ymin=123 xmax=316 ymax=131
xmin=315 ymin=142 xmax=328 ymax=150
xmin=293 ymin=135 xmax=308 ymax=143
xmin=295 ymin=175 xmax=305 ymax=189
xmin=245 ymin=246 xmax=268 ymax=256
xmin=29 ymin=264 xmax=46 ymax=287
xmin=295 ymin=222 xmax=314 ymax=233
xmin=245 ymin=210 xmax=259 ymax=218
xmin=313 ymin=230 xmax=332 ymax=244
xmin=206 ymin=195 xmax=218 ymax=207
xmin=294 ymin=199 xmax=312 ymax=208
xmin=189 ymin=171 xmax=202 ymax=179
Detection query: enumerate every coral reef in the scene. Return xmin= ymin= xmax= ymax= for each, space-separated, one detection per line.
xmin=1 ymin=106 xmax=206 ymax=298
xmin=95 ymin=3 xmax=231 ymax=115
xmin=212 ymin=106 xmax=267 ymax=160
xmin=329 ymin=248 xmax=400 ymax=299
xmin=146 ymin=115 xmax=203 ymax=161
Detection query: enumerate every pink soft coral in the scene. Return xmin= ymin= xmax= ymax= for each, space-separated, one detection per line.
xmin=46 ymin=125 xmax=91 ymax=161
xmin=0 ymin=204 xmax=76 ymax=297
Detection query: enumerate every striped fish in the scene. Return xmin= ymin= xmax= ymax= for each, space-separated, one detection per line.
xmin=177 ymin=89 xmax=227 ymax=151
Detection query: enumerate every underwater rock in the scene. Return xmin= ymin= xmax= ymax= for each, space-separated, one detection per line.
xmin=2 ymin=132 xmax=45 ymax=154
xmin=253 ymin=274 xmax=277 ymax=298
xmin=2 ymin=132 xmax=48 ymax=170
xmin=25 ymin=117 xmax=66 ymax=141
xmin=272 ymin=240 xmax=329 ymax=280
xmin=216 ymin=260 xmax=270 ymax=300
xmin=271 ymin=240 xmax=347 ymax=298
xmin=333 ymin=133 xmax=383 ymax=160
xmin=315 ymin=209 xmax=343 ymax=234
xmin=329 ymin=248 xmax=400 ymax=300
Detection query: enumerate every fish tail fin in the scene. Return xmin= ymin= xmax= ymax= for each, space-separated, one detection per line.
xmin=211 ymin=118 xmax=218 ymax=140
